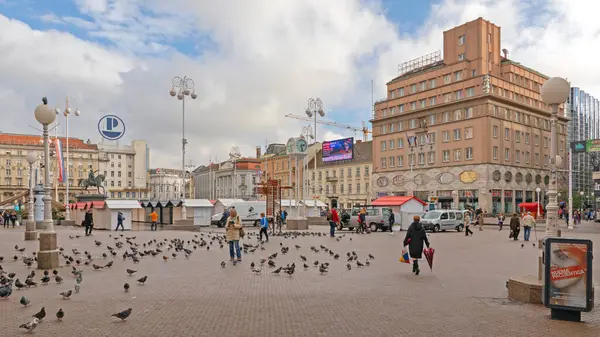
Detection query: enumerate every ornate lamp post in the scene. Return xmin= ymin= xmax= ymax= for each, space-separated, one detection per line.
xmin=540 ymin=77 xmax=570 ymax=237
xmin=34 ymin=97 xmax=59 ymax=269
xmin=54 ymin=98 xmax=80 ymax=221
xmin=169 ymin=76 xmax=198 ymax=220
xmin=24 ymin=152 xmax=38 ymax=241
xmin=536 ymin=187 xmax=541 ymax=218
xmin=305 ymin=98 xmax=324 ymax=214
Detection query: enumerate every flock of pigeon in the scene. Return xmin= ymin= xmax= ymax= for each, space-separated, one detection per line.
xmin=0 ymin=229 xmax=374 ymax=333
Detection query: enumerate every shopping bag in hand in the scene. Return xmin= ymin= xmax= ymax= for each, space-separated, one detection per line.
xmin=399 ymin=247 xmax=410 ymax=264
xmin=423 ymin=247 xmax=435 ymax=271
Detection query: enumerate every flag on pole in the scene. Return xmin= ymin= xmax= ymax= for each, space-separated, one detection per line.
xmin=55 ymin=138 xmax=65 ymax=182
xmin=406 ymin=134 xmax=417 ymax=147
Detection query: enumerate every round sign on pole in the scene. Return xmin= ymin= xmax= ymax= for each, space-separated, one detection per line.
xmin=98 ymin=115 xmax=126 ymax=140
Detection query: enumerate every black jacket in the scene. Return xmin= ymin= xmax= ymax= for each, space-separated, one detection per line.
xmin=84 ymin=212 xmax=93 ymax=226
xmin=403 ymin=221 xmax=430 ymax=259
xmin=389 ymin=213 xmax=395 ymax=224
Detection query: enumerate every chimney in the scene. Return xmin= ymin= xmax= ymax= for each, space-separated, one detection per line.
xmin=256 ymin=146 xmax=261 ymax=158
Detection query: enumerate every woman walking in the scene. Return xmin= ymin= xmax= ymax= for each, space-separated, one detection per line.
xmin=509 ymin=213 xmax=520 ymax=240
xmin=403 ymin=215 xmax=431 ymax=276
xmin=497 ymin=213 xmax=505 ymax=231
xmin=226 ymin=209 xmax=243 ymax=263
xmin=464 ymin=210 xmax=474 ymax=236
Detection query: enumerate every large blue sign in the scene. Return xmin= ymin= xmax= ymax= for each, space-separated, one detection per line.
xmin=98 ymin=115 xmax=125 ymax=140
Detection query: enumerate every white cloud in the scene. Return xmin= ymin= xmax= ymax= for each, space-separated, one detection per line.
xmin=1 ymin=0 xmax=600 ymax=170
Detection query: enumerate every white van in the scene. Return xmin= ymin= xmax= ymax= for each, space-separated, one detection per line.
xmin=229 ymin=201 xmax=266 ymax=226
xmin=420 ymin=209 xmax=465 ymax=232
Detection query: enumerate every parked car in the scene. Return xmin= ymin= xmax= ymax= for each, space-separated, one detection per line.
xmin=211 ymin=212 xmax=226 ymax=227
xmin=420 ymin=210 xmax=464 ymax=232
xmin=345 ymin=205 xmax=393 ymax=232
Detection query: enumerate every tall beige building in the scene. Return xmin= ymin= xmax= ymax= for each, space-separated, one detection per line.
xmin=98 ymin=140 xmax=150 ymax=200
xmin=372 ymin=18 xmax=568 ymax=214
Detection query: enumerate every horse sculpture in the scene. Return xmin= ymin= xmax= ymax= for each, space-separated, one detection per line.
xmin=78 ymin=170 xmax=106 ymax=195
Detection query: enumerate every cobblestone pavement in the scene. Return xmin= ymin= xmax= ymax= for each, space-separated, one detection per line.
xmin=0 ymin=224 xmax=599 ymax=337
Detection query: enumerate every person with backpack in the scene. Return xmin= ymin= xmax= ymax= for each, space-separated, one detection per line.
xmin=115 ymin=211 xmax=125 ymax=231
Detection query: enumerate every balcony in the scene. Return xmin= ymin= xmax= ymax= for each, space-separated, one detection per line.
xmin=326 ymin=176 xmax=338 ymax=183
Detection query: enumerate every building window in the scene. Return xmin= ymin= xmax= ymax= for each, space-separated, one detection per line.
xmin=505 ymin=148 xmax=510 ymax=161
xmin=397 ymin=138 xmax=404 ymax=149
xmin=525 ymin=151 xmax=530 ymax=164
xmin=397 ymin=155 xmax=404 ymax=167
xmin=504 ymin=128 xmax=510 ymax=140
xmin=111 ymin=171 xmax=115 ymax=177
xmin=418 ymin=153 xmax=425 ymax=165
xmin=399 ymin=104 xmax=404 ymax=113
xmin=464 ymin=127 xmax=473 ymax=139
xmin=411 ymin=101 xmax=417 ymax=110
xmin=429 ymin=114 xmax=436 ymax=125
xmin=453 ymin=128 xmax=461 ymax=140
xmin=471 ymin=69 xmax=476 ymax=77
xmin=340 ymin=184 xmax=344 ymax=194
xmin=380 ymin=141 xmax=386 ymax=151
xmin=543 ymin=137 xmax=548 ymax=148
xmin=398 ymin=88 xmax=404 ymax=97
xmin=444 ymin=74 xmax=451 ymax=84
xmin=409 ymin=154 xmax=415 ymax=166
xmin=419 ymin=81 xmax=426 ymax=91
xmin=535 ymin=135 xmax=540 ymax=146
xmin=409 ymin=119 xmax=417 ymax=128
xmin=388 ymin=140 xmax=394 ymax=150
xmin=444 ymin=93 xmax=452 ymax=103
xmin=420 ymin=99 xmax=426 ymax=108
xmin=429 ymin=97 xmax=436 ymax=106
xmin=515 ymin=112 xmax=521 ymax=123
xmin=429 ymin=79 xmax=436 ymax=88
xmin=465 ymin=147 xmax=473 ymax=160
xmin=118 ymin=171 xmax=122 ymax=178
xmin=454 ymin=149 xmax=461 ymax=161
xmin=465 ymin=107 xmax=473 ymax=118
xmin=411 ymin=84 xmax=417 ymax=93
xmin=442 ymin=131 xmax=450 ymax=142
xmin=458 ymin=53 xmax=465 ymax=61
xmin=380 ymin=157 xmax=386 ymax=168
xmin=493 ymin=146 xmax=498 ymax=160
xmin=466 ymin=87 xmax=475 ymax=97
xmin=535 ymin=153 xmax=540 ymax=165
xmin=442 ymin=150 xmax=450 ymax=162
xmin=389 ymin=156 xmax=395 ymax=167
xmin=454 ymin=109 xmax=462 ymax=120
xmin=492 ymin=105 xmax=498 ymax=117
xmin=515 ymin=150 xmax=521 ymax=163
xmin=458 ymin=34 xmax=465 ymax=45
xmin=364 ymin=166 xmax=369 ymax=175
xmin=525 ymin=133 xmax=530 ymax=144
xmin=454 ymin=71 xmax=462 ymax=81
xmin=356 ymin=167 xmax=361 ymax=177
xmin=443 ymin=111 xmax=450 ymax=122
xmin=493 ymin=125 xmax=498 ymax=138
xmin=428 ymin=132 xmax=436 ymax=144
xmin=356 ymin=183 xmax=361 ymax=194
xmin=428 ymin=151 xmax=435 ymax=164
xmin=390 ymin=123 xmax=395 ymax=133
xmin=515 ymin=131 xmax=521 ymax=143
xmin=455 ymin=90 xmax=463 ymax=100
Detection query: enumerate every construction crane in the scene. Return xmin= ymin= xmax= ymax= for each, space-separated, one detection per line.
xmin=284 ymin=114 xmax=371 ymax=141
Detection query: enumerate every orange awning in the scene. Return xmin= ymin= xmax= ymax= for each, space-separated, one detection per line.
xmin=90 ymin=201 xmax=105 ymax=209
xmin=76 ymin=202 xmax=87 ymax=209
xmin=371 ymin=196 xmax=427 ymax=206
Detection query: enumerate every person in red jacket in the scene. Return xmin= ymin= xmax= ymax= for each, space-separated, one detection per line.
xmin=328 ymin=207 xmax=340 ymax=237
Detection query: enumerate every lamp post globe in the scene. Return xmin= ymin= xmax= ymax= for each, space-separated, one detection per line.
xmin=34 ymin=102 xmax=56 ymax=125
xmin=26 ymin=152 xmax=36 ymax=165
xmin=541 ymin=77 xmax=570 ymax=104
xmin=535 ymin=187 xmax=541 ymax=194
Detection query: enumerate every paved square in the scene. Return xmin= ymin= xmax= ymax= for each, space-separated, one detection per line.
xmin=0 ymin=224 xmax=599 ymax=337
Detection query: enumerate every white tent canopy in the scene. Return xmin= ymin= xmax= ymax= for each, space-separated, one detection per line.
xmin=216 ymin=199 xmax=244 ymax=207
xmin=300 ymin=199 xmax=327 ymax=207
xmin=184 ymin=199 xmax=214 ymax=208
xmin=277 ymin=200 xmax=301 ymax=207
xmin=105 ymin=200 xmax=142 ymax=209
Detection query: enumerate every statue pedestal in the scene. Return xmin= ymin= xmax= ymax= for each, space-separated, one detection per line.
xmin=38 ymin=231 xmax=59 ymax=269
xmin=24 ymin=220 xmax=38 ymax=241
xmin=76 ymin=194 xmax=107 ymax=203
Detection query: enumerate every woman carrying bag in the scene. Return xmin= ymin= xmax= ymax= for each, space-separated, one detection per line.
xmin=226 ymin=209 xmax=243 ymax=263
xmin=403 ymin=215 xmax=430 ymax=275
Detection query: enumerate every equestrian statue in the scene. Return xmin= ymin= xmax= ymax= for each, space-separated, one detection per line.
xmin=78 ymin=170 xmax=106 ymax=195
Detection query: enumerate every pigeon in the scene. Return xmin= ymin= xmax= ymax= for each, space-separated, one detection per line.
xmin=104 ymin=261 xmax=113 ymax=268
xmin=250 ymin=262 xmax=255 ymax=268
xmin=43 ymin=270 xmax=49 ymax=276
xmin=0 ymin=284 xmax=12 ymax=299
xmin=52 ymin=269 xmax=59 ymax=275
xmin=55 ymin=275 xmax=63 ymax=284
xmin=126 ymin=269 xmax=137 ymax=276
xmin=252 ymin=268 xmax=262 ymax=274
xmin=112 ymin=308 xmax=132 ymax=320
xmin=220 ymin=261 xmax=226 ymax=268
xmin=137 ymin=276 xmax=147 ymax=285
xmin=32 ymin=307 xmax=46 ymax=321
xmin=60 ymin=289 xmax=73 ymax=299
xmin=15 ymin=279 xmax=25 ymax=289
xmin=333 ymin=254 xmax=340 ymax=260
xmin=521 ymin=244 xmax=524 ymax=248
xmin=76 ymin=274 xmax=83 ymax=284
xmin=25 ymin=279 xmax=37 ymax=287
xmin=19 ymin=317 xmax=39 ymax=332
xmin=41 ymin=276 xmax=50 ymax=284
xmin=368 ymin=254 xmax=375 ymax=260
xmin=92 ymin=264 xmax=104 ymax=270
xmin=285 ymin=268 xmax=295 ymax=276
xmin=272 ymin=267 xmax=282 ymax=274
xmin=319 ymin=265 xmax=328 ymax=274
xmin=56 ymin=308 xmax=64 ymax=321
xmin=365 ymin=260 xmax=371 ymax=266
xmin=303 ymin=263 xmax=309 ymax=269
xmin=356 ymin=261 xmax=364 ymax=267
xmin=162 ymin=256 xmax=169 ymax=262
xmin=124 ymin=283 xmax=130 ymax=292
xmin=346 ymin=263 xmax=352 ymax=270
xmin=20 ymin=296 xmax=30 ymax=307
xmin=74 ymin=283 xmax=80 ymax=293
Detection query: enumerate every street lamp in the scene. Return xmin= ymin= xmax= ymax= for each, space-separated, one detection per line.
xmin=169 ymin=76 xmax=198 ymax=220
xmin=540 ymin=77 xmax=570 ymax=237
xmin=55 ymin=97 xmax=80 ymax=221
xmin=24 ymin=152 xmax=37 ymax=241
xmin=535 ymin=187 xmax=541 ymax=219
xmin=580 ymin=191 xmax=584 ymax=215
xmin=229 ymin=146 xmax=241 ymax=199
xmin=34 ymin=97 xmax=59 ymax=269
xmin=305 ymin=98 xmax=324 ymax=214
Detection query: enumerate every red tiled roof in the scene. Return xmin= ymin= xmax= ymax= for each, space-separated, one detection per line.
xmin=0 ymin=133 xmax=98 ymax=150
xmin=371 ymin=196 xmax=427 ymax=206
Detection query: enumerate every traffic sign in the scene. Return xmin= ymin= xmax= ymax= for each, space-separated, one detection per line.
xmin=98 ymin=115 xmax=126 ymax=140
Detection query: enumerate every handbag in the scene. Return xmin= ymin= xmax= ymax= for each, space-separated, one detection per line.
xmin=237 ymin=216 xmax=245 ymax=238
xmin=399 ymin=247 xmax=410 ymax=264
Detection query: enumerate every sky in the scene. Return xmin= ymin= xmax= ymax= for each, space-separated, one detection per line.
xmin=1 ymin=0 xmax=599 ymax=169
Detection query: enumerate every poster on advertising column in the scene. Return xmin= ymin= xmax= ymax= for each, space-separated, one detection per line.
xmin=595 ymin=179 xmax=600 ymax=197
xmin=543 ymin=238 xmax=594 ymax=312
